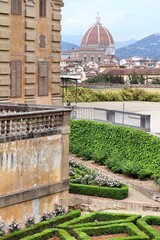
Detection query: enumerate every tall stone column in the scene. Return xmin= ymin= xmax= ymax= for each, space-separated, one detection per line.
xmin=24 ymin=0 xmax=36 ymax=103
xmin=51 ymin=0 xmax=64 ymax=106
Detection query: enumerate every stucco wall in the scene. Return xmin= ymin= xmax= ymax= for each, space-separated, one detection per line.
xmin=0 ymin=133 xmax=69 ymax=224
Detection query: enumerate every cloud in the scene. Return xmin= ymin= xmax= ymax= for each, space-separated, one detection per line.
xmin=62 ymin=0 xmax=160 ymax=40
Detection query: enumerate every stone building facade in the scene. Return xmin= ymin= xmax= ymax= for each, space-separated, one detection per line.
xmin=0 ymin=0 xmax=63 ymax=106
xmin=0 ymin=104 xmax=71 ymax=225
xmin=0 ymin=0 xmax=72 ymax=226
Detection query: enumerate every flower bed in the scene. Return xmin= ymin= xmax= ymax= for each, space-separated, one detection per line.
xmin=69 ymin=159 xmax=128 ymax=200
xmin=0 ymin=210 xmax=81 ymax=240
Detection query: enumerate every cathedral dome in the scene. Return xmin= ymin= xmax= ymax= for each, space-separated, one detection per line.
xmin=81 ymin=13 xmax=114 ymax=48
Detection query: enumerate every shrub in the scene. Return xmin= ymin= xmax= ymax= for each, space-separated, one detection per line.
xmin=69 ymin=183 xmax=128 ymax=200
xmin=59 ymin=212 xmax=141 ymax=229
xmin=0 ymin=210 xmax=81 ymax=240
xmin=20 ymin=228 xmax=75 ymax=240
xmin=8 ymin=220 xmax=20 ymax=233
xmin=69 ymin=159 xmax=121 ymax=188
xmin=25 ymin=216 xmax=35 ymax=228
xmin=0 ymin=220 xmax=5 ymax=236
xmin=137 ymin=216 xmax=160 ymax=239
xmin=63 ymin=86 xmax=160 ymax=103
xmin=70 ymin=120 xmax=160 ymax=180
xmin=73 ymin=222 xmax=149 ymax=240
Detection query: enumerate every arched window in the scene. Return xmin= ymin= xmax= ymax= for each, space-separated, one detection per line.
xmin=39 ymin=34 xmax=46 ymax=48
xmin=39 ymin=0 xmax=46 ymax=18
xmin=84 ymin=56 xmax=87 ymax=62
xmin=90 ymin=56 xmax=94 ymax=62
xmin=98 ymin=56 xmax=101 ymax=62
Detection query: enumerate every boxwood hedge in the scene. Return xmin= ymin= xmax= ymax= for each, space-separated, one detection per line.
xmin=70 ymin=120 xmax=160 ymax=180
xmin=69 ymin=183 xmax=128 ymax=200
xmin=58 ymin=212 xmax=141 ymax=229
xmin=73 ymin=222 xmax=149 ymax=240
xmin=0 ymin=210 xmax=81 ymax=240
xmin=20 ymin=228 xmax=76 ymax=240
xmin=137 ymin=216 xmax=160 ymax=239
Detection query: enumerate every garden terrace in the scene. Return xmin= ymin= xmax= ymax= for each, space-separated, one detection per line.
xmin=2 ymin=211 xmax=160 ymax=239
xmin=0 ymin=103 xmax=70 ymax=142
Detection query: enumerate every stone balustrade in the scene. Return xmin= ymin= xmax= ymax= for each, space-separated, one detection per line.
xmin=0 ymin=104 xmax=70 ymax=142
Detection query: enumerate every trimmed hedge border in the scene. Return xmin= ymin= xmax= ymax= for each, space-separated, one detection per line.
xmin=70 ymin=120 xmax=160 ymax=180
xmin=73 ymin=222 xmax=149 ymax=240
xmin=0 ymin=210 xmax=81 ymax=240
xmin=20 ymin=228 xmax=75 ymax=240
xmin=69 ymin=183 xmax=128 ymax=200
xmin=58 ymin=212 xmax=141 ymax=229
xmin=137 ymin=216 xmax=160 ymax=239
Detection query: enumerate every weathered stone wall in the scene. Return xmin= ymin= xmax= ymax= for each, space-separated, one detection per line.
xmin=0 ymin=107 xmax=71 ymax=225
xmin=0 ymin=134 xmax=69 ymax=224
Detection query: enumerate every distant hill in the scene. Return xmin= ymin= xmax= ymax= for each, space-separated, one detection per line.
xmin=116 ymin=34 xmax=160 ymax=60
xmin=62 ymin=35 xmax=82 ymax=46
xmin=61 ymin=41 xmax=79 ymax=51
xmin=61 ymin=39 xmax=136 ymax=51
xmin=115 ymin=39 xmax=137 ymax=49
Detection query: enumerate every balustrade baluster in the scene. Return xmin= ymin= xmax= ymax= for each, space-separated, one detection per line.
xmin=50 ymin=115 xmax=55 ymax=129
xmin=16 ymin=119 xmax=21 ymax=135
xmin=26 ymin=118 xmax=32 ymax=133
xmin=1 ymin=120 xmax=6 ymax=135
xmin=31 ymin=118 xmax=36 ymax=132
xmin=45 ymin=116 xmax=49 ymax=130
xmin=6 ymin=120 xmax=11 ymax=136
xmin=11 ymin=119 xmax=16 ymax=135
xmin=40 ymin=117 xmax=45 ymax=131
xmin=36 ymin=117 xmax=41 ymax=132
xmin=22 ymin=119 xmax=27 ymax=134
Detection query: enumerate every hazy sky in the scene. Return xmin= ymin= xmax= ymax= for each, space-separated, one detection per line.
xmin=62 ymin=0 xmax=160 ymax=41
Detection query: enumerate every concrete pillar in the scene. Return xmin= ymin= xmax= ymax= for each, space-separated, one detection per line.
xmin=140 ymin=115 xmax=151 ymax=132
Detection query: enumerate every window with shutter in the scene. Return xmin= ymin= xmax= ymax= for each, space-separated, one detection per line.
xmin=11 ymin=60 xmax=22 ymax=98
xmin=39 ymin=0 xmax=46 ymax=18
xmin=38 ymin=61 xmax=49 ymax=96
xmin=39 ymin=34 xmax=46 ymax=48
xmin=11 ymin=0 xmax=22 ymax=15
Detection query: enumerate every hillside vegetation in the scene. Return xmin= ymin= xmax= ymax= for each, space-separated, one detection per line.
xmin=116 ymin=33 xmax=160 ymax=60
xmin=63 ymin=87 xmax=160 ymax=103
xmin=70 ymin=120 xmax=160 ymax=181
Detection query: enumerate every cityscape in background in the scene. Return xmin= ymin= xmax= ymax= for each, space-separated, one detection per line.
xmin=60 ymin=14 xmax=160 ymax=84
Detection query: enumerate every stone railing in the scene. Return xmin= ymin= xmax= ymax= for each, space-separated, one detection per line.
xmin=71 ymin=106 xmax=151 ymax=132
xmin=0 ymin=104 xmax=71 ymax=142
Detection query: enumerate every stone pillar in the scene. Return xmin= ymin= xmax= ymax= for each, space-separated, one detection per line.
xmin=107 ymin=110 xmax=115 ymax=123
xmin=140 ymin=114 xmax=150 ymax=132
xmin=51 ymin=0 xmax=64 ymax=106
xmin=24 ymin=1 xmax=36 ymax=103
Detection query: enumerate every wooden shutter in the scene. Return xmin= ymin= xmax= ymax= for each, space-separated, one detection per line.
xmin=11 ymin=0 xmax=17 ymax=14
xmin=11 ymin=60 xmax=22 ymax=98
xmin=17 ymin=0 xmax=22 ymax=15
xmin=11 ymin=0 xmax=22 ymax=15
xmin=40 ymin=0 xmax=46 ymax=18
xmin=38 ymin=61 xmax=48 ymax=96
